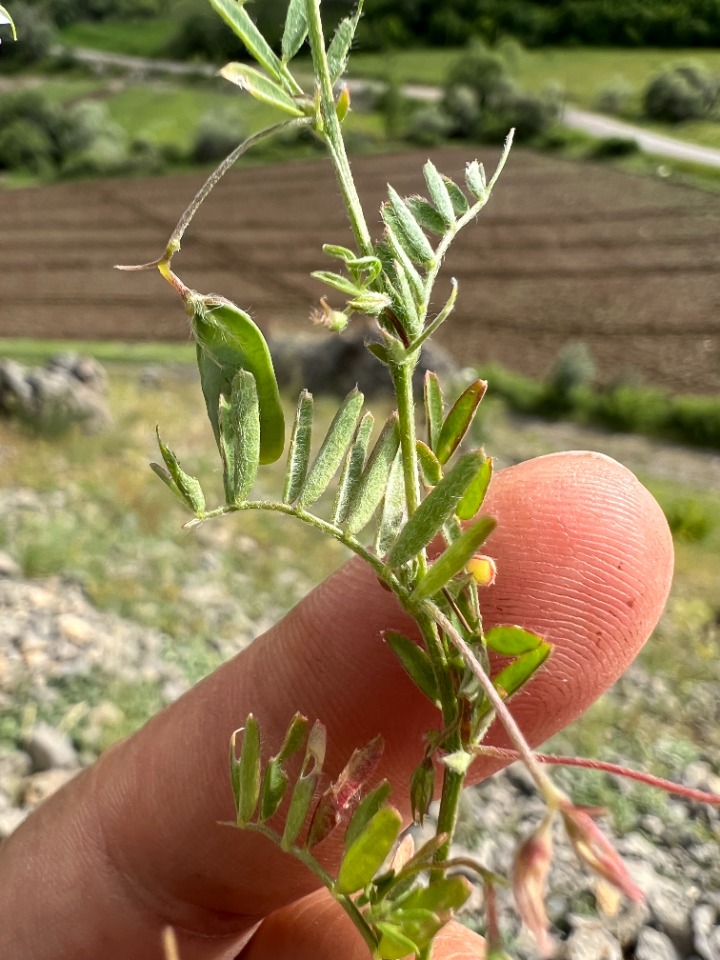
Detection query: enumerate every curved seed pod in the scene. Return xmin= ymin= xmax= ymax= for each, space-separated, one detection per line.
xmin=188 ymin=292 xmax=285 ymax=465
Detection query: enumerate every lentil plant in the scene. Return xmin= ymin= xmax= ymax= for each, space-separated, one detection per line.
xmin=118 ymin=2 xmax=718 ymax=957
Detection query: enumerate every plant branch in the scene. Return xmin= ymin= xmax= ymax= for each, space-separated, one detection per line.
xmin=417 ymin=132 xmax=514 ymax=330
xmin=194 ymin=499 xmax=393 ymax=583
xmin=304 ymin=0 xmax=373 ymax=257
xmin=427 ymin=605 xmax=564 ymax=808
xmin=243 ymin=823 xmax=378 ymax=953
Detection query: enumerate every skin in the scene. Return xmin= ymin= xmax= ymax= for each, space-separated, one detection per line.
xmin=0 ymin=451 xmax=674 ymax=960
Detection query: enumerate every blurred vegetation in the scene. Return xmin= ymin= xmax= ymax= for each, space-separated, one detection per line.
xmin=478 ymin=348 xmax=720 ymax=452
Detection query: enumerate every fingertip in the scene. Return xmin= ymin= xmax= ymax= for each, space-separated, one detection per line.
xmin=480 ymin=450 xmax=674 ymax=748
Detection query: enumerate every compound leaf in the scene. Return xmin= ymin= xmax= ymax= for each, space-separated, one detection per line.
xmin=281 ymin=720 xmax=326 ymax=850
xmin=442 ymin=176 xmax=470 ymax=217
xmin=405 ymin=196 xmax=448 ymax=237
xmin=383 ymin=187 xmax=436 ymax=267
xmin=485 ymin=625 xmax=546 ymax=656
xmin=375 ymin=451 xmax=406 ymax=556
xmin=344 ymin=780 xmax=392 ymax=852
xmin=219 ymin=369 xmax=260 ymax=504
xmin=155 ymin=430 xmax=206 ymax=515
xmin=327 ymin=3 xmax=362 ymax=82
xmin=424 ymin=372 xmax=444 ymax=451
xmin=492 ymin=644 xmax=552 ymax=701
xmin=384 ymin=631 xmax=439 ymax=704
xmin=465 ymin=159 xmax=487 ymax=201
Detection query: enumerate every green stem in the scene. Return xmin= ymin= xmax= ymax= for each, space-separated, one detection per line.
xmin=304 ymin=0 xmax=373 ymax=257
xmin=245 ymin=823 xmax=378 ymax=954
xmin=429 ymin=605 xmax=564 ymax=807
xmin=390 ymin=361 xmax=425 ymax=571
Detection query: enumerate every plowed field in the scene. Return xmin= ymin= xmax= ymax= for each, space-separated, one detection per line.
xmin=3 ymin=147 xmax=720 ymax=393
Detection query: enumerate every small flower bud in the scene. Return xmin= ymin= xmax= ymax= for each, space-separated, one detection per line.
xmin=512 ymin=816 xmax=555 ymax=957
xmin=336 ymin=84 xmax=351 ymax=122
xmin=561 ymin=805 xmax=643 ymax=902
xmin=311 ymin=297 xmax=348 ymax=332
xmin=466 ymin=554 xmax=497 ymax=587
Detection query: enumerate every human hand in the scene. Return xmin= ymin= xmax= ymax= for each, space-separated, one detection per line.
xmin=0 ymin=451 xmax=673 ymax=960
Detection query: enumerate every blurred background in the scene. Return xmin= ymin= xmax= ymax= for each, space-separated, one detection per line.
xmin=1 ymin=2 xmax=720 ymax=954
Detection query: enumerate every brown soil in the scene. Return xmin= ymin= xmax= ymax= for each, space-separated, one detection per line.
xmin=2 ymin=146 xmax=720 ymax=394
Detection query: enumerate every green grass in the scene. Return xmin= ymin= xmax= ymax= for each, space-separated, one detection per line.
xmin=0 ymin=338 xmax=195 ymax=365
xmin=103 ymin=81 xmax=280 ymax=149
xmin=59 ymin=17 xmax=176 ymax=59
xmin=31 ymin=74 xmax=109 ymax=105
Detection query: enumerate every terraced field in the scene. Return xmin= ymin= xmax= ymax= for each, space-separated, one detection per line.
xmin=3 ymin=146 xmax=720 ymax=393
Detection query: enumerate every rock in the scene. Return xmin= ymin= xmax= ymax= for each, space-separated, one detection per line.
xmin=0 ymin=354 xmax=110 ymax=433
xmin=635 ymin=926 xmax=681 ymax=960
xmin=628 ymin=862 xmax=695 ymax=952
xmin=0 ymin=552 xmax=19 ymax=578
xmin=271 ymin=330 xmax=459 ymax=398
xmin=693 ymin=904 xmax=720 ymax=960
xmin=24 ymin=723 xmax=79 ymax=772
xmin=22 ymin=768 xmax=78 ymax=808
xmin=564 ymin=920 xmax=622 ymax=959
xmin=0 ymin=807 xmax=28 ymax=841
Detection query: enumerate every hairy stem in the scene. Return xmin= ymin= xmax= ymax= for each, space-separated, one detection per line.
xmin=429 ymin=606 xmax=564 ymax=807
xmin=244 ymin=823 xmax=378 ymax=953
xmin=304 ymin=0 xmax=373 ymax=257
xmin=197 ymin=499 xmax=393 ymax=582
xmin=476 ymin=746 xmax=720 ymax=806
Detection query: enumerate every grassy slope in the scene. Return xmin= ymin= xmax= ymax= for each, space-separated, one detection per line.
xmin=59 ymin=17 xmax=176 ymax=58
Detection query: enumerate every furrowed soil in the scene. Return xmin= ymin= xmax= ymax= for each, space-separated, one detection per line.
xmin=3 ymin=146 xmax=720 ymax=394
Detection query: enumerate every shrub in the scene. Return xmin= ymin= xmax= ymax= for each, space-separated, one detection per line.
xmin=643 ymin=64 xmax=717 ymax=123
xmin=594 ymin=79 xmax=634 ymax=117
xmin=60 ymin=135 xmax=130 ymax=177
xmin=0 ymin=1 xmax=56 ymax=70
xmin=0 ymin=91 xmax=133 ymax=179
xmin=446 ymin=39 xmax=509 ymax=110
xmin=667 ymin=395 xmax=720 ymax=448
xmin=0 ymin=118 xmax=55 ymax=174
xmin=406 ymin=104 xmax=454 ymax=147
xmin=548 ymin=341 xmax=596 ymax=395
xmin=192 ymin=109 xmax=246 ymax=164
xmin=589 ymin=383 xmax=669 ymax=435
xmin=589 ymin=136 xmax=640 ymax=159
xmin=664 ymin=498 xmax=715 ymax=543
xmin=443 ymin=39 xmax=558 ymax=143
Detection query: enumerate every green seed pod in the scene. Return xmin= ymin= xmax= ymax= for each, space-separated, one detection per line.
xmin=187 ymin=292 xmax=285 ymax=465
